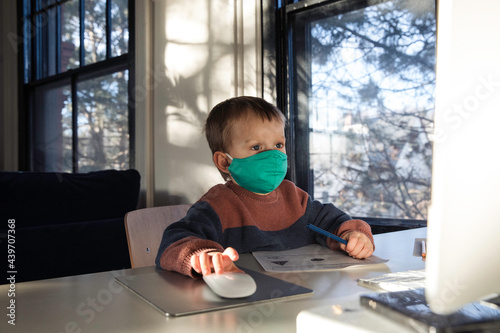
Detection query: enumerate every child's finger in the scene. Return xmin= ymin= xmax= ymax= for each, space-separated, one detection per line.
xmin=199 ymin=252 xmax=212 ymax=276
xmin=191 ymin=255 xmax=203 ymax=275
xmin=349 ymin=239 xmax=374 ymax=259
xmin=345 ymin=234 xmax=360 ymax=254
xmin=223 ymin=247 xmax=240 ymax=261
xmin=190 ymin=255 xmax=201 ymax=274
xmin=350 ymin=241 xmax=365 ymax=257
xmin=212 ymin=253 xmax=224 ymax=274
xmin=352 ymin=246 xmax=372 ymax=259
xmin=357 ymin=247 xmax=373 ymax=259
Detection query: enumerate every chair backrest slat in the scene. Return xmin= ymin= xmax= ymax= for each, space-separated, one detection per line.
xmin=124 ymin=204 xmax=191 ymax=268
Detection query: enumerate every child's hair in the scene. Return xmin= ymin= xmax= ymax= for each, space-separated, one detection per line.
xmin=204 ymin=96 xmax=286 ymax=179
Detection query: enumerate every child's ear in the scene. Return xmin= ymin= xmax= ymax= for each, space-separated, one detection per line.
xmin=213 ymin=151 xmax=230 ymax=174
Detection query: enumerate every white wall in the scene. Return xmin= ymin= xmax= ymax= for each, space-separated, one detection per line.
xmin=135 ymin=0 xmax=263 ymax=207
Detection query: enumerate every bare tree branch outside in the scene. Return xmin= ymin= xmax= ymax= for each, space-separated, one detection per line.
xmin=308 ymin=0 xmax=436 ymax=219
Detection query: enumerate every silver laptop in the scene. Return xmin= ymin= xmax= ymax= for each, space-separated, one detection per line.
xmin=115 ymin=267 xmax=313 ymax=317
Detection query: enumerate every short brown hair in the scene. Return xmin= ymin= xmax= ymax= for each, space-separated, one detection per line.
xmin=204 ymin=96 xmax=286 ymax=155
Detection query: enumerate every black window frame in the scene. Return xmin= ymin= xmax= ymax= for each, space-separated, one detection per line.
xmin=274 ymin=0 xmax=435 ymax=229
xmin=18 ymin=0 xmax=135 ymax=173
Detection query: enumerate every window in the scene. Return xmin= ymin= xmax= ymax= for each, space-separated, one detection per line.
xmin=21 ymin=0 xmax=133 ymax=173
xmin=278 ymin=0 xmax=436 ymax=223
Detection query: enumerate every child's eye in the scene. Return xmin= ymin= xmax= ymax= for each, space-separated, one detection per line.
xmin=251 ymin=145 xmax=261 ymax=151
xmin=276 ymin=143 xmax=284 ymax=149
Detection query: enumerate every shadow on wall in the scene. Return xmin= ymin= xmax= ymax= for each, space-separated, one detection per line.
xmin=154 ymin=192 xmax=190 ymax=206
xmin=151 ymin=0 xmax=259 ymax=206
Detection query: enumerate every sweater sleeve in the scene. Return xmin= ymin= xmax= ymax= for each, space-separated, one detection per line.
xmin=305 ymin=198 xmax=374 ymax=250
xmin=327 ymin=219 xmax=374 ymax=251
xmin=155 ymin=201 xmax=225 ymax=277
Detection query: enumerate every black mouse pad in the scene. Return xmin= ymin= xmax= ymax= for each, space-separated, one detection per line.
xmin=115 ymin=267 xmax=313 ymax=317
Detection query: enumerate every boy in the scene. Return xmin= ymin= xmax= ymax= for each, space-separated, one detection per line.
xmin=156 ymin=96 xmax=374 ymax=277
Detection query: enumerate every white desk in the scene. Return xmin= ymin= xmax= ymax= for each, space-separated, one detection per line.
xmin=0 ymin=228 xmax=426 ymax=333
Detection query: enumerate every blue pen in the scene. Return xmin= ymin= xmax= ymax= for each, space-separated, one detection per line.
xmin=307 ymin=224 xmax=348 ymax=245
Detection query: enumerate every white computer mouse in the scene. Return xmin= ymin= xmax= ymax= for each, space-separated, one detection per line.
xmin=203 ymin=272 xmax=257 ymax=298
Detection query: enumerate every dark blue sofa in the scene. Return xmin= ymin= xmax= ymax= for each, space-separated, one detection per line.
xmin=0 ymin=169 xmax=140 ymax=283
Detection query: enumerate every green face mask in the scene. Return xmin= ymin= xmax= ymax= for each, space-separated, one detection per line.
xmin=227 ymin=150 xmax=288 ymax=194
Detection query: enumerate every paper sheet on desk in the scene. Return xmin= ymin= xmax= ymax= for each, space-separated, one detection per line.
xmin=253 ymin=244 xmax=388 ymax=272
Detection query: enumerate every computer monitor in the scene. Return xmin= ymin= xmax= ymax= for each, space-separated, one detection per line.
xmin=425 ymin=0 xmax=500 ymax=315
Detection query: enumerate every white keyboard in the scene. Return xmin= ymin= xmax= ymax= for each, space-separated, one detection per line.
xmin=357 ymin=269 xmax=426 ymax=292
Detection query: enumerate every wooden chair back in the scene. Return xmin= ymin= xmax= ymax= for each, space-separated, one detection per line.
xmin=124 ymin=204 xmax=191 ymax=268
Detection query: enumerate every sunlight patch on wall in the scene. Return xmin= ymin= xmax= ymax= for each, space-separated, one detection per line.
xmin=165 ymin=15 xmax=209 ymax=43
xmin=164 ymin=108 xmax=203 ymax=149
xmin=164 ymin=44 xmax=209 ymax=78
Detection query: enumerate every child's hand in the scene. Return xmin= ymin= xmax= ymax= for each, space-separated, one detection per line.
xmin=190 ymin=247 xmax=243 ymax=276
xmin=340 ymin=231 xmax=374 ymax=259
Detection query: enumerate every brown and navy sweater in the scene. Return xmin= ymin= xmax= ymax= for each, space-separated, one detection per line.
xmin=155 ymin=180 xmax=374 ymax=277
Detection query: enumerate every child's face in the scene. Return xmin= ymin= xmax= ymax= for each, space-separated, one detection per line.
xmin=227 ymin=113 xmax=286 ymax=159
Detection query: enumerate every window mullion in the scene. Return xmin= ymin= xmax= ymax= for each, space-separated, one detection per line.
xmin=71 ymin=75 xmax=78 ymax=173
xmin=35 ymin=11 xmax=41 ymax=80
xmin=29 ymin=2 xmax=36 ymax=82
xmin=79 ymin=0 xmax=85 ymax=67
xmin=56 ymin=5 xmax=61 ymax=74
xmin=106 ymin=0 xmax=112 ymax=59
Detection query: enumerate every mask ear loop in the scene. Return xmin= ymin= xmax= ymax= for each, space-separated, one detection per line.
xmin=224 ymin=153 xmax=234 ymax=182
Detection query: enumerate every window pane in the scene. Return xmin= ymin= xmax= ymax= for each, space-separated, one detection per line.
xmin=76 ymin=70 xmax=129 ymax=172
xmin=24 ymin=0 xmax=133 ymax=173
xmin=305 ymin=0 xmax=436 ymax=219
xmin=33 ymin=81 xmax=73 ymax=172
xmin=111 ymin=0 xmax=129 ymax=57
xmin=23 ymin=5 xmax=32 ymax=84
xmin=61 ymin=0 xmax=80 ymax=71
xmin=84 ymin=0 xmax=107 ymax=64
xmin=39 ymin=0 xmax=57 ymax=7
xmin=36 ymin=7 xmax=58 ymax=78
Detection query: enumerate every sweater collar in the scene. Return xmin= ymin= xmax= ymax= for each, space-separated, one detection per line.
xmin=225 ymin=180 xmax=280 ymax=202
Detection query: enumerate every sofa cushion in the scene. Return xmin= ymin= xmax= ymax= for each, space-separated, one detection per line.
xmin=0 ymin=169 xmax=140 ymax=228
xmin=12 ymin=218 xmax=131 ymax=282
